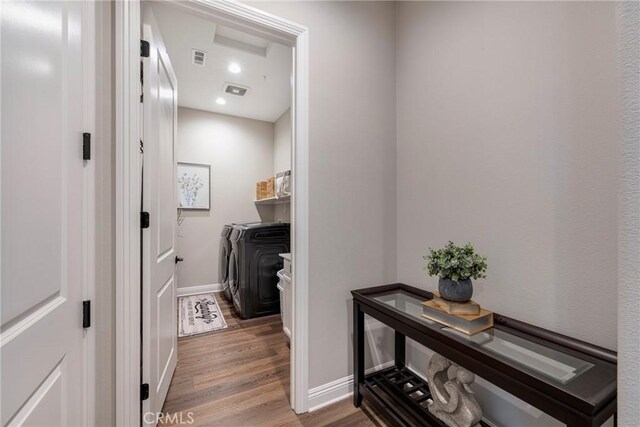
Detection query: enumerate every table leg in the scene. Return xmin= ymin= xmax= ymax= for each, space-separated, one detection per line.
xmin=353 ymin=300 xmax=364 ymax=407
xmin=395 ymin=331 xmax=406 ymax=368
xmin=566 ymin=412 xmax=593 ymax=427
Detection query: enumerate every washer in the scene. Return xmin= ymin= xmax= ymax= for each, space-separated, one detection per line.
xmin=228 ymin=222 xmax=290 ymax=318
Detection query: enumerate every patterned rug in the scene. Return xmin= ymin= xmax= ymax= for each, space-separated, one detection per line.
xmin=178 ymin=293 xmax=228 ymax=337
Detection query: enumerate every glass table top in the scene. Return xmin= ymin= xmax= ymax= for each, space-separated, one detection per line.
xmin=373 ymin=290 xmax=594 ymax=385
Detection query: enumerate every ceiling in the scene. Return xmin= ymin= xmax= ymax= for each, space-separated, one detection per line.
xmin=150 ymin=2 xmax=292 ymax=123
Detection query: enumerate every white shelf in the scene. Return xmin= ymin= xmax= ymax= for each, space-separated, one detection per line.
xmin=254 ymin=195 xmax=290 ymax=205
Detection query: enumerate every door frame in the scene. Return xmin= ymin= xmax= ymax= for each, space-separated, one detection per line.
xmin=114 ymin=1 xmax=310 ymax=424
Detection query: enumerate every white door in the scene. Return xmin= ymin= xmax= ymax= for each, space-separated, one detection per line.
xmin=142 ymin=6 xmax=178 ymax=421
xmin=1 ymin=1 xmax=92 ymax=426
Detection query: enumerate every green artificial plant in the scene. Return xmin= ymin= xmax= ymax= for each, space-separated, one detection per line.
xmin=424 ymin=241 xmax=488 ymax=282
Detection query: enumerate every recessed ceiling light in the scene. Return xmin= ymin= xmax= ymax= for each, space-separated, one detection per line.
xmin=216 ymin=97 xmax=226 ymax=105
xmin=228 ymin=62 xmax=242 ymax=74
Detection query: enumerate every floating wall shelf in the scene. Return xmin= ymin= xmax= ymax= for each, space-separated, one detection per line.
xmin=254 ymin=195 xmax=290 ymax=205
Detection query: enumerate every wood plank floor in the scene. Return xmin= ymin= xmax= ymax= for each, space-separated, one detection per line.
xmin=161 ymin=292 xmax=382 ymax=426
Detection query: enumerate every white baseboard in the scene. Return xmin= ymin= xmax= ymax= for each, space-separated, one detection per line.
xmin=177 ymin=283 xmax=222 ymax=297
xmin=307 ymin=361 xmax=395 ymax=412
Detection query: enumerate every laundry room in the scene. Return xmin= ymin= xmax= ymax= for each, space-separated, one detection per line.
xmin=176 ymin=107 xmax=292 ymax=320
xmin=144 ymin=1 xmax=296 ymax=415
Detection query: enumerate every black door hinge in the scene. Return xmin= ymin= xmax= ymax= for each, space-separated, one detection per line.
xmin=83 ymin=133 xmax=91 ymax=160
xmin=82 ymin=300 xmax=91 ymax=328
xmin=141 ymin=40 xmax=150 ymax=58
xmin=141 ymin=211 xmax=150 ymax=229
xmin=141 ymin=383 xmax=149 ymax=401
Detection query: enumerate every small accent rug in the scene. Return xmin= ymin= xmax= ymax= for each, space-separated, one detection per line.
xmin=178 ymin=293 xmax=228 ymax=337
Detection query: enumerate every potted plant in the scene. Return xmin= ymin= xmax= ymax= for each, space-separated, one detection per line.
xmin=424 ymin=241 xmax=487 ymax=302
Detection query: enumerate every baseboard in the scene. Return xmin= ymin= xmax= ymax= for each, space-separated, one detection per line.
xmin=176 ymin=283 xmax=222 ymax=297
xmin=307 ymin=361 xmax=395 ymax=412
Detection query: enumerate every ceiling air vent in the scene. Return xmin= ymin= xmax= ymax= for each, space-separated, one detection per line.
xmin=224 ymin=82 xmax=249 ymax=97
xmin=192 ymin=49 xmax=206 ymax=66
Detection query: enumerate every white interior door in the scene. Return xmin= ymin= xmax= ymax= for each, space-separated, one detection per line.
xmin=142 ymin=6 xmax=178 ymax=421
xmin=1 ymin=1 xmax=92 ymax=426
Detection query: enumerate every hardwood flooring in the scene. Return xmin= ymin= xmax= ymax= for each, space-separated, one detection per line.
xmin=161 ymin=292 xmax=382 ymax=426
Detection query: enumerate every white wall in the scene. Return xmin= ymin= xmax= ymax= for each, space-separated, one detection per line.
xmin=396 ymin=2 xmax=620 ymax=425
xmin=176 ymin=107 xmax=276 ymax=288
xmin=246 ymin=1 xmax=398 ymax=389
xmin=274 ymin=108 xmax=291 ymax=223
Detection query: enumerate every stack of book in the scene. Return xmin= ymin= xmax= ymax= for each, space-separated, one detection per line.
xmin=422 ymin=291 xmax=493 ymax=335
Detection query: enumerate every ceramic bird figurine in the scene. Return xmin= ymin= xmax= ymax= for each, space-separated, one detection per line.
xmin=427 ymin=353 xmax=483 ymax=427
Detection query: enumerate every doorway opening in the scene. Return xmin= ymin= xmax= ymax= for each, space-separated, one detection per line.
xmin=142 ymin=0 xmax=295 ymax=421
xmin=115 ymin=1 xmax=309 ymax=425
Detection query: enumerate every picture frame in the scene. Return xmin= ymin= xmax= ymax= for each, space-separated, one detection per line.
xmin=177 ymin=162 xmax=210 ymax=210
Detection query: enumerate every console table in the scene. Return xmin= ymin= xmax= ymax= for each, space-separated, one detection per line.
xmin=352 ymin=284 xmax=617 ymax=427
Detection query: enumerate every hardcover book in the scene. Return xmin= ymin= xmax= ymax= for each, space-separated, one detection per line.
xmin=431 ymin=291 xmax=481 ymax=315
xmin=422 ymin=300 xmax=493 ymax=336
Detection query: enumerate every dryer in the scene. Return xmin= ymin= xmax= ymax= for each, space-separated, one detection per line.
xmin=228 ymin=222 xmax=290 ymax=318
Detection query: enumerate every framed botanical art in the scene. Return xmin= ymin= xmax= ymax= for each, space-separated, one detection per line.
xmin=177 ymin=162 xmax=210 ymax=210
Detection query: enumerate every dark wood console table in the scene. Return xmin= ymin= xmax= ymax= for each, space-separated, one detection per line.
xmin=352 ymin=284 xmax=617 ymax=427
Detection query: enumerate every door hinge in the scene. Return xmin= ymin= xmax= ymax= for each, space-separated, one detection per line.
xmin=83 ymin=133 xmax=91 ymax=160
xmin=141 ymin=40 xmax=150 ymax=58
xmin=141 ymin=383 xmax=149 ymax=401
xmin=82 ymin=300 xmax=91 ymax=328
xmin=141 ymin=211 xmax=150 ymax=229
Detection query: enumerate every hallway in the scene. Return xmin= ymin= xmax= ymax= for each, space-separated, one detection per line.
xmin=161 ymin=293 xmax=380 ymax=426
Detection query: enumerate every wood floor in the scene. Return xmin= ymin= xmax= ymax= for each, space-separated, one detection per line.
xmin=161 ymin=292 xmax=382 ymax=426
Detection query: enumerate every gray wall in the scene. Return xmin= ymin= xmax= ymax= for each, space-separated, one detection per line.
xmin=396 ymin=2 xmax=619 ymax=425
xmin=176 ymin=107 xmax=276 ymax=288
xmin=396 ymin=1 xmax=619 ymax=349
xmin=274 ymin=108 xmax=291 ymax=174
xmin=274 ymin=108 xmax=291 ymax=223
xmin=616 ymin=1 xmax=640 ymax=425
xmin=95 ymin=1 xmax=115 ymax=425
xmin=246 ymin=1 xmax=398 ymax=389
